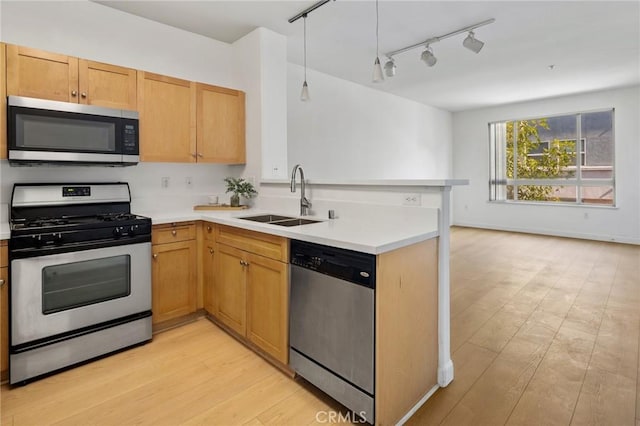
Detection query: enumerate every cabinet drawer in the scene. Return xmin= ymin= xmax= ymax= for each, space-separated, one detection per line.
xmin=203 ymin=222 xmax=216 ymax=241
xmin=1 ymin=240 xmax=7 ymax=268
xmin=152 ymin=222 xmax=196 ymax=244
xmin=216 ymin=225 xmax=288 ymax=262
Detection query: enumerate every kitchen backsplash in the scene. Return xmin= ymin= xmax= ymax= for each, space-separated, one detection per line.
xmin=0 ymin=160 xmax=243 ymax=212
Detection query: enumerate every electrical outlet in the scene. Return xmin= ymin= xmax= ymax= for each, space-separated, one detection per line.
xmin=403 ymin=193 xmax=422 ymax=206
xmin=161 ymin=177 xmax=170 ymax=189
xmin=185 ymin=176 xmax=193 ymax=188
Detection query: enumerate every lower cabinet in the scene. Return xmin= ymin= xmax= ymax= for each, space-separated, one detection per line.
xmin=213 ymin=226 xmax=289 ymax=365
xmin=1 ymin=240 xmax=7 ymax=379
xmin=245 ymin=252 xmax=288 ymax=363
xmin=151 ymin=224 xmax=197 ymax=324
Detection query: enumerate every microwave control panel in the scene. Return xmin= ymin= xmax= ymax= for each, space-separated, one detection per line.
xmin=122 ymin=119 xmax=139 ymax=154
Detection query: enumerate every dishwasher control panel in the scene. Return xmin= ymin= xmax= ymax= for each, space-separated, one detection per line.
xmin=290 ymin=240 xmax=376 ymax=288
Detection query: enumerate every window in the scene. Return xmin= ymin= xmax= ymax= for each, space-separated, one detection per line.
xmin=489 ymin=110 xmax=614 ymax=206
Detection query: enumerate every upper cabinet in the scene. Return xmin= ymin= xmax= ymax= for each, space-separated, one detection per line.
xmin=6 ymin=45 xmax=136 ymax=110
xmin=196 ymin=83 xmax=246 ymax=164
xmin=137 ymin=72 xmax=196 ymax=163
xmin=3 ymin=44 xmax=245 ymax=164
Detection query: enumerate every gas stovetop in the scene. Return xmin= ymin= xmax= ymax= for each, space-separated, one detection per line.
xmin=11 ymin=213 xmax=149 ymax=234
xmin=9 ymin=183 xmax=152 ymax=257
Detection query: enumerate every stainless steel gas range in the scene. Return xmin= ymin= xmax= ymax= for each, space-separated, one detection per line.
xmin=8 ymin=182 xmax=152 ymax=384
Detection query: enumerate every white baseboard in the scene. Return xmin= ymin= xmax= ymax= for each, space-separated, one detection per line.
xmin=452 ymin=221 xmax=640 ymax=245
xmin=437 ymin=360 xmax=455 ymax=387
xmin=396 ymin=384 xmax=441 ymax=426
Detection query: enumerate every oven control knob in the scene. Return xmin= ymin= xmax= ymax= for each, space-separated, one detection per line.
xmin=54 ymin=233 xmax=63 ymax=244
xmin=32 ymin=234 xmax=43 ymax=247
xmin=129 ymin=225 xmax=138 ymax=236
xmin=113 ymin=227 xmax=123 ymax=238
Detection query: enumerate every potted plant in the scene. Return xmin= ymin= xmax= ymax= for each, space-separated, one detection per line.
xmin=224 ymin=177 xmax=257 ymax=207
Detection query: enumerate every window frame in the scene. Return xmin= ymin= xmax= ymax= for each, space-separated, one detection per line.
xmin=488 ymin=108 xmax=615 ymax=207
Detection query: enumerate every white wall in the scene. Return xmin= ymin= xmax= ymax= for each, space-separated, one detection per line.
xmin=287 ymin=63 xmax=453 ymax=180
xmin=0 ymin=1 xmax=254 ymax=212
xmin=452 ymin=85 xmax=640 ymax=244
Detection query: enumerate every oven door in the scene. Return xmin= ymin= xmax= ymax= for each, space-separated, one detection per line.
xmin=11 ymin=242 xmax=151 ymax=346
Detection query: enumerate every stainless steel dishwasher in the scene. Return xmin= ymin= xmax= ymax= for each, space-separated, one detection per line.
xmin=289 ymin=240 xmax=376 ymax=424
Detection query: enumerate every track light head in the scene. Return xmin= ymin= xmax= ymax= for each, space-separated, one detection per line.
xmin=372 ymin=57 xmax=384 ymax=83
xmin=384 ymin=58 xmax=396 ymax=77
xmin=420 ymin=46 xmax=437 ymax=67
xmin=463 ymin=31 xmax=484 ymax=53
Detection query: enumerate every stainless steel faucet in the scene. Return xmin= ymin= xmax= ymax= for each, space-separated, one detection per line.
xmin=290 ymin=164 xmax=311 ymax=216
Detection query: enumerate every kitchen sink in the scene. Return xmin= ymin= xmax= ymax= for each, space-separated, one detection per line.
xmin=239 ymin=214 xmax=295 ymax=223
xmin=239 ymin=214 xmax=321 ymax=227
xmin=271 ymin=218 xmax=322 ymax=227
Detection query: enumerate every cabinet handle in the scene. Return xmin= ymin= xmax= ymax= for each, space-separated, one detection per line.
xmin=191 ymin=153 xmax=197 ymax=158
xmin=71 ymin=90 xmax=77 ymax=97
xmin=209 ymin=248 xmax=214 ymax=254
xmin=0 ymin=279 xmax=5 ymax=287
xmin=206 ymin=226 xmax=212 ymax=232
xmin=81 ymin=92 xmax=87 ymax=98
xmin=153 ymin=254 xmax=158 ymax=260
xmin=171 ymin=230 xmax=177 ymax=236
xmin=197 ymin=153 xmax=203 ymax=158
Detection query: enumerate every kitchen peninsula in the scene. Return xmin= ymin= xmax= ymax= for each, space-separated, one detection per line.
xmin=140 ymin=178 xmax=466 ymax=425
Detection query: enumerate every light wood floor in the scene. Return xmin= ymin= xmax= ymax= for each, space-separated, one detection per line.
xmin=1 ymin=227 xmax=639 ymax=425
xmin=408 ymin=227 xmax=640 ymax=426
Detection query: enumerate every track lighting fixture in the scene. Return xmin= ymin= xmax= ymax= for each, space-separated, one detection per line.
xmin=384 ymin=58 xmax=396 ymax=77
xmin=463 ymin=31 xmax=484 ymax=53
xmin=420 ymin=46 xmax=437 ymax=67
xmin=383 ymin=18 xmax=495 ymax=79
xmin=372 ymin=0 xmax=384 ymax=83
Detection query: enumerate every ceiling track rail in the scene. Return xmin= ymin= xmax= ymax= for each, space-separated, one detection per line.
xmin=288 ymin=0 xmax=335 ymax=23
xmin=385 ymin=18 xmax=495 ymax=58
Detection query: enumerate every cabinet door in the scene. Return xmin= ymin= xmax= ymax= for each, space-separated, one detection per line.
xmin=214 ymin=244 xmax=246 ymax=335
xmin=152 ymin=240 xmax=197 ymax=324
xmin=246 ymin=253 xmax=289 ymax=363
xmin=138 ymin=72 xmax=196 ymax=162
xmin=1 ymin=266 xmax=8 ymax=379
xmin=203 ymin=243 xmax=215 ymax=315
xmin=78 ymin=59 xmax=136 ymax=110
xmin=1 ymin=43 xmax=6 ymax=160
xmin=6 ymin=44 xmax=79 ymax=102
xmin=196 ymin=83 xmax=245 ymax=164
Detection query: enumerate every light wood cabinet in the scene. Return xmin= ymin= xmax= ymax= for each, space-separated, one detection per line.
xmin=196 ymin=83 xmax=245 ymax=164
xmin=1 ymin=43 xmax=6 ymax=160
xmin=138 ymin=72 xmax=196 ymax=163
xmin=214 ymin=244 xmax=247 ymax=335
xmin=151 ymin=224 xmax=197 ymax=324
xmin=213 ymin=226 xmax=289 ymax=364
xmin=245 ymin=252 xmax=288 ymax=362
xmin=1 ymin=240 xmax=8 ymax=380
xmin=203 ymin=241 xmax=216 ymax=315
xmin=6 ymin=45 xmax=136 ymax=109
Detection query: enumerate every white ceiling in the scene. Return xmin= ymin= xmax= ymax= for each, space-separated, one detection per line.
xmin=97 ymin=1 xmax=640 ymax=112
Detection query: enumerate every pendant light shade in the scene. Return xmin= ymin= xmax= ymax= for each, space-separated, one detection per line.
xmin=300 ymin=15 xmax=310 ymax=101
xmin=372 ymin=0 xmax=384 ymax=83
xmin=300 ymin=80 xmax=310 ymax=102
xmin=373 ymin=57 xmax=384 ymax=83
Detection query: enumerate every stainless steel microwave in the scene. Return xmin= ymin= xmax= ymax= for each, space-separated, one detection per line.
xmin=7 ymin=96 xmax=139 ymax=166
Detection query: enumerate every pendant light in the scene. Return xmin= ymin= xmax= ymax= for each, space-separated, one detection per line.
xmin=300 ymin=14 xmax=310 ymax=101
xmin=372 ymin=0 xmax=384 ymax=83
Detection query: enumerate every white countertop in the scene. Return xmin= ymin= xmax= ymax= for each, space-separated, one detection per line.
xmin=143 ymin=208 xmax=439 ymax=255
xmin=0 ymin=222 xmax=9 ymax=240
xmin=1 ymin=208 xmax=439 ymax=253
